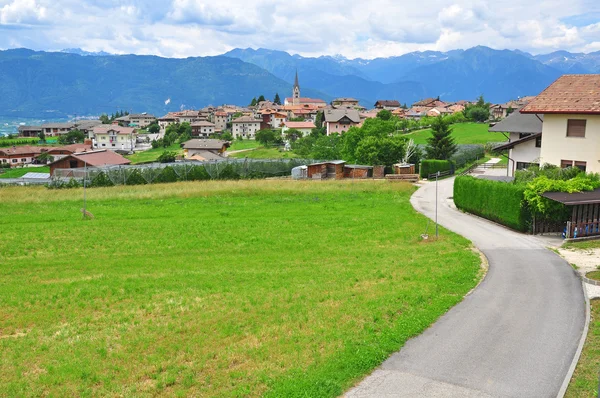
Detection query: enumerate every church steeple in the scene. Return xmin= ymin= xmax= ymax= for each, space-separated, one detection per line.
xmin=293 ymin=69 xmax=300 ymax=105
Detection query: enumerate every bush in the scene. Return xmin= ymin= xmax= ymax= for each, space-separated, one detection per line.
xmin=420 ymin=159 xmax=453 ymax=178
xmin=454 ymin=176 xmax=531 ymax=232
xmin=155 ymin=166 xmax=178 ymax=183
xmin=89 ymin=171 xmax=114 ymax=187
xmin=157 ymin=150 xmax=177 ymax=163
xmin=450 ymin=145 xmax=485 ymax=169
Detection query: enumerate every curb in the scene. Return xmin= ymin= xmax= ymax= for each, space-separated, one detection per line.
xmin=556 ymin=267 xmax=592 ymax=398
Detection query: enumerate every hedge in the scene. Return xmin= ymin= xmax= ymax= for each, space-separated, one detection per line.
xmin=454 ymin=176 xmax=531 ymax=232
xmin=420 ymin=159 xmax=454 ymax=179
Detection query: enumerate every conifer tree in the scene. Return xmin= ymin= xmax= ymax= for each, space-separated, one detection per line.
xmin=425 ymin=116 xmax=457 ymax=160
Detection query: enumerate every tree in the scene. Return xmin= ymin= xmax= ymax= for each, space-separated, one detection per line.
xmin=37 ymin=131 xmax=46 ymax=143
xmin=249 ymin=97 xmax=257 ymax=107
xmin=506 ymin=106 xmax=514 ymax=116
xmin=315 ymin=111 xmax=324 ymax=129
xmin=36 ymin=152 xmax=54 ymax=164
xmin=376 ymin=109 xmax=392 ymax=121
xmin=57 ymin=129 xmax=85 ymax=145
xmin=425 ymin=116 xmax=457 ymax=160
xmin=255 ymin=129 xmax=282 ymax=146
xmin=177 ymin=122 xmax=192 ymax=143
xmin=466 ymin=106 xmax=490 ymax=123
xmin=147 ymin=123 xmax=160 ymax=134
xmin=163 ymin=124 xmax=179 ymax=147
xmin=284 ymin=128 xmax=302 ymax=143
xmin=157 ymin=150 xmax=177 ymax=163
xmin=257 ymin=95 xmax=266 ymax=102
xmin=310 ymin=134 xmax=342 ymax=160
xmin=100 ymin=114 xmax=110 ymax=124
xmin=354 ymin=136 xmax=405 ymax=166
xmin=273 ymin=93 xmax=281 ymax=105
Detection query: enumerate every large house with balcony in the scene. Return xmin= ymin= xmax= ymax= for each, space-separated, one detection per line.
xmin=91 ymin=125 xmax=137 ymax=152
xmin=323 ymin=108 xmax=361 ymax=135
xmin=231 ymin=116 xmax=261 ymax=139
xmin=520 ymin=74 xmax=600 ymax=174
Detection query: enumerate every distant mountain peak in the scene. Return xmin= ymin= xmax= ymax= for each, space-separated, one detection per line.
xmin=61 ymin=48 xmax=112 ymax=56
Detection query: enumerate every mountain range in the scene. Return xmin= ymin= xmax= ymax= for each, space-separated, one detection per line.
xmin=0 ymin=46 xmax=599 ymax=118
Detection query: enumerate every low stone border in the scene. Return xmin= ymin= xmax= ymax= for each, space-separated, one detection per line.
xmin=583 ymin=276 xmax=600 ymax=286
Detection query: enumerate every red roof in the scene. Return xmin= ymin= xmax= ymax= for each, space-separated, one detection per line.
xmin=93 ymin=125 xmax=136 ymax=135
xmin=0 ymin=145 xmax=45 ymax=156
xmin=284 ymin=121 xmax=316 ymax=129
xmin=521 ymin=74 xmax=600 ymax=114
xmin=285 ymin=97 xmax=326 ymax=104
xmin=69 ymin=150 xmax=131 ymax=167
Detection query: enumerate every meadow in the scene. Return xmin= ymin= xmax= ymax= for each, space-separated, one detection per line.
xmin=227 ymin=146 xmax=298 ymax=159
xmin=0 ymin=166 xmax=50 ymax=179
xmin=0 ymin=180 xmax=482 ymax=397
xmin=406 ymin=122 xmax=508 ymax=145
xmin=125 ymin=143 xmax=183 ymax=164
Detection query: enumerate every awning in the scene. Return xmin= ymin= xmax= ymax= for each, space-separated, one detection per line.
xmin=542 ymin=188 xmax=600 ymax=205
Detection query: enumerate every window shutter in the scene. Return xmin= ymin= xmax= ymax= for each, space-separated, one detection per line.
xmin=567 ymin=119 xmax=586 ymax=137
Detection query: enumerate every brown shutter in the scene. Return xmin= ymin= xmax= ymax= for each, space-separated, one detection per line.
xmin=560 ymin=159 xmax=573 ymax=168
xmin=567 ymin=119 xmax=586 ymax=137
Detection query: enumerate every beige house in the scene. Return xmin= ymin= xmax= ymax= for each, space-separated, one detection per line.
xmin=191 ymin=121 xmax=215 ymax=138
xmin=116 ymin=113 xmax=156 ymax=128
xmin=92 ymin=125 xmax=137 ymax=152
xmin=182 ymin=139 xmax=230 ymax=161
xmin=213 ymin=111 xmax=228 ymax=131
xmin=41 ymin=123 xmax=75 ymax=137
xmin=231 ymin=116 xmax=261 ymax=139
xmin=282 ymin=121 xmax=316 ymax=137
xmin=323 ymin=109 xmax=361 ymax=135
xmin=521 ymin=74 xmax=600 ymax=174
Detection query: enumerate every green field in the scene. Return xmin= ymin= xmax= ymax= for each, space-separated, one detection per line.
xmin=406 ymin=123 xmax=508 ymax=145
xmin=0 ymin=181 xmax=481 ymax=397
xmin=125 ymin=143 xmax=182 ymax=164
xmin=0 ymin=166 xmax=50 ymax=179
xmin=228 ymin=146 xmax=298 ymax=159
xmin=228 ymin=140 xmax=261 ymax=151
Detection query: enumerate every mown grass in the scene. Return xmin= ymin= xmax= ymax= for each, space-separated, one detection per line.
xmin=566 ymin=298 xmax=600 ymax=398
xmin=564 ymin=240 xmax=600 ymax=250
xmin=228 ymin=140 xmax=261 ymax=151
xmin=0 ymin=180 xmax=481 ymax=397
xmin=407 ymin=123 xmax=507 ymax=145
xmin=0 ymin=166 xmax=50 ymax=179
xmin=125 ymin=143 xmax=182 ymax=164
xmin=228 ymin=146 xmax=298 ymax=159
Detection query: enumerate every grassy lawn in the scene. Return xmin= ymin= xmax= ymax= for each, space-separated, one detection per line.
xmin=406 ymin=123 xmax=508 ymax=145
xmin=125 ymin=143 xmax=182 ymax=164
xmin=0 ymin=180 xmax=481 ymax=397
xmin=0 ymin=166 xmax=50 ymax=179
xmin=0 ymin=137 xmax=39 ymax=146
xmin=228 ymin=146 xmax=298 ymax=159
xmin=564 ymin=240 xmax=600 ymax=250
xmin=566 ymin=298 xmax=600 ymax=397
xmin=228 ymin=140 xmax=261 ymax=151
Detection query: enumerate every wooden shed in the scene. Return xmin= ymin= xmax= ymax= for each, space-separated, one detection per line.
xmin=306 ymin=161 xmax=346 ymax=180
xmin=343 ymin=165 xmax=373 ymax=179
xmin=543 ymin=189 xmax=600 ymax=239
xmin=394 ymin=163 xmax=416 ymax=175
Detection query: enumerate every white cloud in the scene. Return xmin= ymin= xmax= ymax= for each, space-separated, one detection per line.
xmin=0 ymin=0 xmax=598 ymax=58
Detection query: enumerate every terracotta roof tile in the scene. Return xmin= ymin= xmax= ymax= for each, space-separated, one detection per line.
xmin=520 ymin=74 xmax=600 ymax=114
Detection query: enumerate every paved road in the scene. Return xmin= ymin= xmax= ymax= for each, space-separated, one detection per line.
xmin=347 ymin=177 xmax=585 ymax=397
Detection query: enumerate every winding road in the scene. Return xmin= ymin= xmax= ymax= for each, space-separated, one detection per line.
xmin=347 ymin=177 xmax=586 ymax=397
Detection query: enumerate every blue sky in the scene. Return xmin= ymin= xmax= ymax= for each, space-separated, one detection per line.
xmin=0 ymin=0 xmax=598 ymax=58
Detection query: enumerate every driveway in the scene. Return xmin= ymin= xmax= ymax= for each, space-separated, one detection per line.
xmin=346 ymin=177 xmax=585 ymax=397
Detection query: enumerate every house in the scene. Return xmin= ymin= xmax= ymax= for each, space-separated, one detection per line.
xmin=213 ymin=111 xmax=228 ymax=131
xmin=520 ymin=74 xmax=600 ymax=173
xmin=374 ymin=100 xmax=401 ymax=110
xmin=46 ymin=143 xmax=93 ymax=161
xmin=323 ymin=109 xmax=361 ymax=135
xmin=116 ymin=113 xmax=156 ymax=128
xmin=490 ymin=102 xmax=521 ymax=120
xmin=75 ymin=120 xmax=103 ymax=138
xmin=282 ymin=121 xmax=316 ymax=137
xmin=426 ymin=107 xmax=452 ymax=117
xmin=231 ymin=116 xmax=261 ymax=139
xmin=490 ymin=111 xmax=544 ymax=176
xmin=41 ymin=123 xmax=75 ymax=137
xmin=182 ymin=139 xmax=230 ymax=160
xmin=158 ymin=113 xmax=179 ymax=133
xmin=17 ymin=126 xmax=42 ymax=138
xmin=283 ymin=70 xmax=327 ymax=107
xmin=49 ymin=150 xmax=131 ymax=176
xmin=332 ymin=98 xmax=360 ymax=107
xmin=91 ymin=125 xmax=137 ymax=152
xmin=176 ymin=110 xmax=202 ymax=124
xmin=412 ymin=98 xmax=438 ymax=108
xmin=0 ymin=146 xmax=46 ymax=166
xmin=269 ymin=112 xmax=287 ymax=129
xmin=191 ymin=121 xmax=216 ymax=138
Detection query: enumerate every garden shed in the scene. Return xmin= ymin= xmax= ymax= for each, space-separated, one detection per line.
xmin=543 ymin=188 xmax=600 ymax=239
xmin=306 ymin=161 xmax=346 ymax=180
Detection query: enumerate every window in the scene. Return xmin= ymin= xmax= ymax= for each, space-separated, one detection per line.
xmin=535 ymin=136 xmax=542 ymax=148
xmin=567 ymin=119 xmax=586 ymax=137
xmin=69 ymin=160 xmax=78 ymax=168
xmin=21 ymin=158 xmax=26 ymax=162
xmin=575 ymin=161 xmax=587 ymax=172
xmin=102 ymin=144 xmax=106 ymax=147
xmin=12 ymin=159 xmax=17 ymax=163
xmin=112 ymin=144 xmax=116 ymax=147
xmin=561 ymin=160 xmax=573 ymax=168
xmin=516 ymin=162 xmax=531 ymax=170
xmin=519 ymin=133 xmax=531 ymax=139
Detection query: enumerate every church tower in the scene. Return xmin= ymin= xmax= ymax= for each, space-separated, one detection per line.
xmin=293 ymin=69 xmax=300 ymax=106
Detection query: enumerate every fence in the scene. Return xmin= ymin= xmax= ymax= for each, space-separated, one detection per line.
xmin=50 ymin=158 xmax=320 ymax=188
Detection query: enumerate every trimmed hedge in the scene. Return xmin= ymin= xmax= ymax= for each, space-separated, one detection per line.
xmin=420 ymin=159 xmax=453 ymax=179
xmin=454 ymin=176 xmax=531 ymax=232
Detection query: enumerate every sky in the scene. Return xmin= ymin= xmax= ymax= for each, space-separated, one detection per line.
xmin=0 ymin=0 xmax=599 ymax=59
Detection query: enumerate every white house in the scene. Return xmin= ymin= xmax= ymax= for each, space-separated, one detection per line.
xmin=281 ymin=121 xmax=316 ymax=137
xmin=91 ymin=125 xmax=137 ymax=152
xmin=520 ymin=74 xmax=600 ymax=174
xmin=490 ymin=111 xmax=543 ymax=176
xmin=231 ymin=116 xmax=261 ymax=139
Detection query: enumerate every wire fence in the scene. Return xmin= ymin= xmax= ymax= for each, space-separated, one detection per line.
xmin=49 ymin=158 xmax=320 ymax=188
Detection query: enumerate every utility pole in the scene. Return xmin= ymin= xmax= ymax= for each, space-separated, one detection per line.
xmin=83 ymin=160 xmax=87 ymax=219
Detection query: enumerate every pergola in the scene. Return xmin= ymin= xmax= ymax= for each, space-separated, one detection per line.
xmin=543 ymin=188 xmax=600 ymax=239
